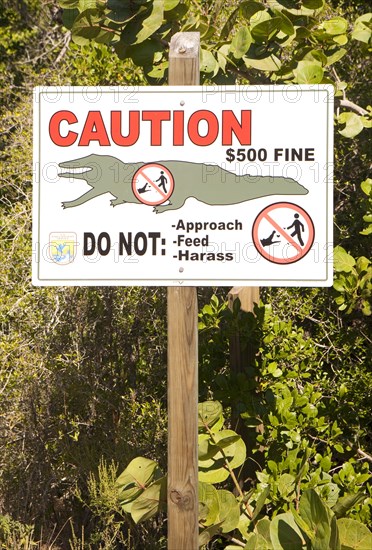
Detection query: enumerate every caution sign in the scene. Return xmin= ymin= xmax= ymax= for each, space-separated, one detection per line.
xmin=132 ymin=163 xmax=174 ymax=206
xmin=32 ymin=85 xmax=333 ymax=286
xmin=252 ymin=203 xmax=315 ymax=264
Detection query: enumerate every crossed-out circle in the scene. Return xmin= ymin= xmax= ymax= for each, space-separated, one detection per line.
xmin=132 ymin=163 xmax=174 ymax=206
xmin=252 ymin=202 xmax=315 ymax=264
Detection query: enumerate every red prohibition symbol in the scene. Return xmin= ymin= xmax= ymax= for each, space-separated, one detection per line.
xmin=252 ymin=202 xmax=315 ymax=264
xmin=132 ymin=163 xmax=174 ymax=206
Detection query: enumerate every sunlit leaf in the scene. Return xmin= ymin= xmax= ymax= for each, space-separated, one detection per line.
xmin=293 ymin=60 xmax=324 ymax=83
xmin=333 ymin=246 xmax=356 ymax=273
xmin=338 ymin=518 xmax=372 ymax=549
xmin=322 ymin=17 xmax=348 ymax=36
xmin=59 ymin=0 xmax=79 ymax=7
xmin=244 ymin=54 xmax=281 ymax=72
xmin=230 ymin=27 xmax=252 ymax=59
xmin=199 ymin=481 xmax=219 ymax=526
xmin=130 ymin=476 xmax=167 ymax=523
xmin=62 ymin=8 xmax=79 ymax=29
xmin=200 ymin=49 xmax=219 ymax=74
xmin=299 ymin=489 xmax=332 ymax=549
xmin=332 ymin=493 xmax=366 ymax=519
xmin=116 ymin=457 xmax=162 ymax=504
xmin=270 ymin=512 xmax=306 ymax=550
xmin=198 ymin=401 xmax=223 ymax=429
xmin=251 ymin=17 xmax=282 ymax=42
xmin=338 ymin=112 xmax=364 ymax=138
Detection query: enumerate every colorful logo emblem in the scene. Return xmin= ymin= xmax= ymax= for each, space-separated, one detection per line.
xmin=49 ymin=232 xmax=77 ymax=265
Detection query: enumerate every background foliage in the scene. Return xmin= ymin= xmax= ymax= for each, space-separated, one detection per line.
xmin=0 ymin=0 xmax=371 ymax=548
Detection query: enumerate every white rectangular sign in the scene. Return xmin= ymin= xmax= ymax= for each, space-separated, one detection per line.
xmin=33 ymin=85 xmax=333 ymax=286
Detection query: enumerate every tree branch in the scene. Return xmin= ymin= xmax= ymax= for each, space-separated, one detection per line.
xmin=338 ymin=99 xmax=368 ymax=116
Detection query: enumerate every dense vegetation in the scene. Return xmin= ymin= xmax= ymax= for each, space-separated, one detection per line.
xmin=0 ymin=0 xmax=371 ymax=548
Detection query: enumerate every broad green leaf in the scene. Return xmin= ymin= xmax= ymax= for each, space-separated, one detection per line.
xmin=330 ymin=513 xmax=341 ymax=550
xmin=198 ymin=434 xmax=220 ymax=461
xmin=319 ymin=481 xmax=340 ymax=508
xmin=303 ymin=49 xmax=327 ymax=65
xmin=164 ymin=0 xmax=179 ymax=10
xmin=272 ymin=8 xmax=294 ymax=36
xmin=78 ymin=0 xmax=103 ymax=10
xmin=226 ymin=435 xmax=246 ymax=469
xmin=303 ymin=0 xmax=324 ymax=8
xmin=130 ymin=476 xmax=166 ymax=523
xmin=251 ymin=486 xmax=270 ymax=521
xmin=251 ymin=17 xmax=282 ymax=42
xmin=135 ymin=0 xmax=164 ymax=44
xmin=299 ymin=489 xmax=332 ymax=550
xmin=338 ymin=112 xmax=364 ymax=138
xmin=352 ymin=27 xmax=371 ymax=43
xmin=255 ymin=517 xmax=273 ymax=547
xmin=322 ymin=17 xmax=348 ymax=36
xmin=70 ymin=9 xmax=105 ymax=45
xmin=199 ymin=481 xmax=219 ymax=526
xmin=106 ymin=7 xmax=139 ymax=24
xmin=240 ymin=1 xmax=266 ymax=21
xmin=216 ymin=489 xmax=240 ymax=533
xmin=293 ymin=60 xmax=324 ymax=84
xmin=164 ymin=2 xmax=188 ymax=20
xmin=198 ymin=401 xmax=223 ymax=429
xmin=332 ymin=493 xmax=367 ymax=519
xmin=213 ymin=430 xmax=241 ymax=449
xmin=244 ymin=54 xmax=281 ymax=72
xmin=230 ymin=27 xmax=252 ymax=59
xmin=146 ymin=61 xmax=168 ymax=79
xmin=107 ymin=0 xmax=148 ymax=8
xmin=62 ymin=8 xmax=79 ymax=29
xmin=291 ymin=506 xmax=315 ymax=540
xmin=333 ymin=34 xmax=348 ymax=46
xmin=198 ymin=432 xmax=246 ymax=482
xmin=352 ymin=14 xmax=372 ymax=44
xmin=116 ymin=457 xmax=162 ymax=504
xmin=356 ymin=256 xmax=370 ymax=272
xmin=270 ymin=512 xmax=306 ymax=550
xmin=296 ymin=27 xmax=312 ymax=39
xmin=250 ymin=9 xmax=270 ymax=29
xmin=125 ymin=38 xmax=163 ymax=66
xmin=217 ymin=44 xmax=230 ymax=73
xmin=200 ymin=49 xmax=219 ymax=74
xmin=361 ymin=178 xmax=372 ymax=196
xmin=278 ymin=473 xmax=295 ymax=498
xmin=59 ymin=0 xmax=79 ymax=7
xmin=333 ymin=246 xmax=356 ymax=273
xmin=199 ymin=524 xmax=223 ymax=546
xmin=326 ymin=48 xmax=347 ymax=66
xmin=238 ymin=511 xmax=251 ymax=539
xmin=244 ymin=532 xmax=272 ymax=549
xmin=198 ymin=462 xmax=229 ymax=484
xmin=338 ymin=518 xmax=372 ymax=550
xmin=220 ymin=1 xmax=264 ymax=40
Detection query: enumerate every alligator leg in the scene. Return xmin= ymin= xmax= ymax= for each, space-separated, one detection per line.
xmin=62 ymin=187 xmax=105 ymax=208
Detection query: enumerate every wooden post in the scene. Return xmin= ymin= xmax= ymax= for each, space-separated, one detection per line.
xmin=168 ymin=32 xmax=200 ymax=86
xmin=167 ymin=32 xmax=200 ymax=550
xmin=167 ymin=287 xmax=198 ymax=549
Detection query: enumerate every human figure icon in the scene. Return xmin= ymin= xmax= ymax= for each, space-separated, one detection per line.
xmin=155 ymin=171 xmax=168 ymax=192
xmin=287 ymin=213 xmax=305 ymax=246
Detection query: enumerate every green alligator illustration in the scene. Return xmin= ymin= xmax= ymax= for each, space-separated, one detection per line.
xmin=58 ymin=154 xmax=308 ymax=213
